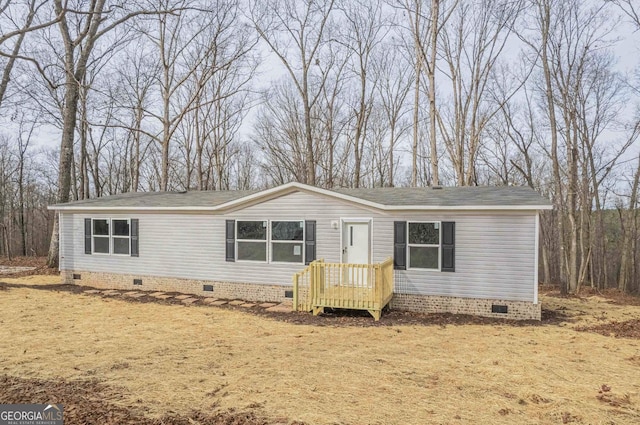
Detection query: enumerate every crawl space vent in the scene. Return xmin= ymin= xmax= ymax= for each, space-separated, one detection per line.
xmin=491 ymin=304 xmax=508 ymax=314
xmin=284 ymin=290 xmax=293 ymax=299
xmin=203 ymin=285 xmax=214 ymax=292
xmin=73 ymin=274 xmax=81 ymax=280
xmin=133 ymin=279 xmax=143 ymax=286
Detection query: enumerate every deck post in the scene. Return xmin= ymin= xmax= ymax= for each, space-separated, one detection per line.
xmin=375 ymin=264 xmax=381 ymax=307
xmin=310 ymin=262 xmax=315 ymax=307
xmin=293 ymin=273 xmax=298 ymax=311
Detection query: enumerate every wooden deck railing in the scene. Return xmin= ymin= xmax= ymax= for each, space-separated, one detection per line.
xmin=292 ymin=258 xmax=394 ymax=321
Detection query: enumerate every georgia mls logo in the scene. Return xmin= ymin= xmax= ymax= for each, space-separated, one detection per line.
xmin=0 ymin=404 xmax=64 ymax=425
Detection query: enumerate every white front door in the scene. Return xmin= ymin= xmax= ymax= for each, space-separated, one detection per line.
xmin=342 ymin=221 xmax=371 ymax=286
xmin=342 ymin=221 xmax=371 ymax=264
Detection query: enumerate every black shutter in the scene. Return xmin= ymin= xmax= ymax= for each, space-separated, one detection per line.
xmin=441 ymin=221 xmax=455 ymax=272
xmin=393 ymin=221 xmax=407 ymax=270
xmin=305 ymin=220 xmax=316 ymax=265
xmin=84 ymin=218 xmax=92 ymax=254
xmin=225 ymin=220 xmax=235 ymax=262
xmin=130 ymin=219 xmax=139 ymax=257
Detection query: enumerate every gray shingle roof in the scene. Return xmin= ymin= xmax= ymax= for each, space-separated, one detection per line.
xmin=50 ymin=184 xmax=551 ymax=210
xmin=51 ymin=190 xmax=257 ymax=208
xmin=333 ymin=186 xmax=549 ymax=207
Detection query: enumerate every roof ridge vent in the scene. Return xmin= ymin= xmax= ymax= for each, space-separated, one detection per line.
xmin=431 ymin=185 xmax=443 ymax=190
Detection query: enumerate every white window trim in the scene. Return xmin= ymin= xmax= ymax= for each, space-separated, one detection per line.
xmin=91 ymin=218 xmax=111 ymax=255
xmin=91 ymin=218 xmax=131 ymax=256
xmin=111 ymin=218 xmax=131 ymax=256
xmin=235 ymin=219 xmax=306 ymax=264
xmin=407 ymin=221 xmax=441 ymax=271
xmin=270 ymin=220 xmax=305 ymax=264
xmin=236 ymin=220 xmax=269 ymax=263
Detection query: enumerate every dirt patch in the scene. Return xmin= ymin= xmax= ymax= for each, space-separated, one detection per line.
xmin=575 ymin=319 xmax=640 ymax=339
xmin=0 ymin=256 xmax=46 ymax=268
xmin=0 ymin=265 xmax=36 ymax=275
xmin=539 ymin=284 xmax=640 ymax=306
xmin=0 ymin=375 xmax=299 ymax=425
xmin=252 ymin=305 xmax=566 ymax=327
xmin=0 ymin=256 xmax=59 ymax=278
xmin=1 ymin=275 xmax=61 ymax=286
xmin=540 ymin=286 xmax=640 ymax=327
xmin=579 ymin=287 xmax=640 ymax=306
xmin=1 ymin=280 xmax=568 ymax=328
xmin=595 ymin=384 xmax=634 ymax=409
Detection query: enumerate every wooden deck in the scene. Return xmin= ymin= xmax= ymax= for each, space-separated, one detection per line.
xmin=292 ymin=258 xmax=394 ymax=321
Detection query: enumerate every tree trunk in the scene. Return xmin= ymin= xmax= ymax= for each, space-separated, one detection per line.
xmin=161 ymin=51 xmax=171 ymax=191
xmin=47 ymin=76 xmax=80 ymax=268
xmin=412 ymin=59 xmax=421 ymax=187
xmin=302 ymin=86 xmax=316 ymax=186
xmin=47 ymin=0 xmax=108 ymax=268
xmin=389 ymin=125 xmax=395 ymax=187
xmin=428 ymin=0 xmax=440 ymax=186
xmin=353 ymin=72 xmax=367 ymax=188
xmin=539 ymin=0 xmax=566 ymax=293
xmin=18 ymin=156 xmax=26 ymax=256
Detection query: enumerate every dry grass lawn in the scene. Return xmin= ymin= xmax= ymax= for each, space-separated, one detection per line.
xmin=1 ymin=277 xmax=640 ymax=424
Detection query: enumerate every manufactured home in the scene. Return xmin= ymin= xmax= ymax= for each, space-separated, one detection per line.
xmin=49 ymin=182 xmax=552 ymax=320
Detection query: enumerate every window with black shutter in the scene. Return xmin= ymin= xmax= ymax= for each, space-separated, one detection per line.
xmin=397 ymin=220 xmax=455 ymax=272
xmin=84 ymin=218 xmax=92 ymax=254
xmin=305 ymin=220 xmax=316 ymax=265
xmin=441 ymin=221 xmax=455 ymax=272
xmin=227 ymin=219 xmax=313 ymax=264
xmin=85 ymin=218 xmax=139 ymax=257
xmin=225 ymin=220 xmax=235 ymax=262
xmin=393 ymin=221 xmax=407 ymax=270
xmin=131 ymin=219 xmax=139 ymax=257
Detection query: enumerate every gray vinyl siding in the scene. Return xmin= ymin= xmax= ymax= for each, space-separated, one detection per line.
xmin=59 ymin=190 xmax=537 ymax=302
xmin=391 ymin=213 xmax=535 ymax=301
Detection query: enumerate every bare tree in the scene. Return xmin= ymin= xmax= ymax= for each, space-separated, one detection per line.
xmin=617 ymin=130 xmax=640 ymax=292
xmin=523 ymin=0 xmax=624 ymax=293
xmin=315 ymin=42 xmax=350 ymax=187
xmin=15 ymin=113 xmax=38 ymax=255
xmin=437 ymin=0 xmax=524 ymax=186
xmin=611 ymin=0 xmax=640 ymax=293
xmin=250 ymin=0 xmax=335 ymax=186
xmin=253 ymin=82 xmax=311 ymax=184
xmin=610 ymin=0 xmax=640 ymax=27
xmin=0 ymin=134 xmax=14 ymax=259
xmin=337 ymin=0 xmax=387 ymax=187
xmin=131 ymin=0 xmax=257 ymax=191
xmin=0 ymin=1 xmax=63 ymax=109
xmin=396 ymin=0 xmax=457 ymax=186
xmin=371 ymin=40 xmax=412 ymax=187
xmin=111 ymin=43 xmax=157 ymax=193
xmin=39 ymin=0 xmax=179 ymax=267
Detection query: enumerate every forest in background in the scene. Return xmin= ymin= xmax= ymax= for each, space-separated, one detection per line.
xmin=0 ymin=0 xmax=639 ymax=294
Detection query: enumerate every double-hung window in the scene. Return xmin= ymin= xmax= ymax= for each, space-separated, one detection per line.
xmin=91 ymin=219 xmax=131 ymax=255
xmin=92 ymin=219 xmax=110 ymax=254
xmin=112 ymin=219 xmax=131 ymax=255
xmin=84 ymin=217 xmax=140 ymax=257
xmin=408 ymin=222 xmax=440 ymax=270
xmin=236 ymin=221 xmax=267 ymax=261
xmin=234 ymin=220 xmax=306 ymax=263
xmin=271 ymin=221 xmax=304 ymax=263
